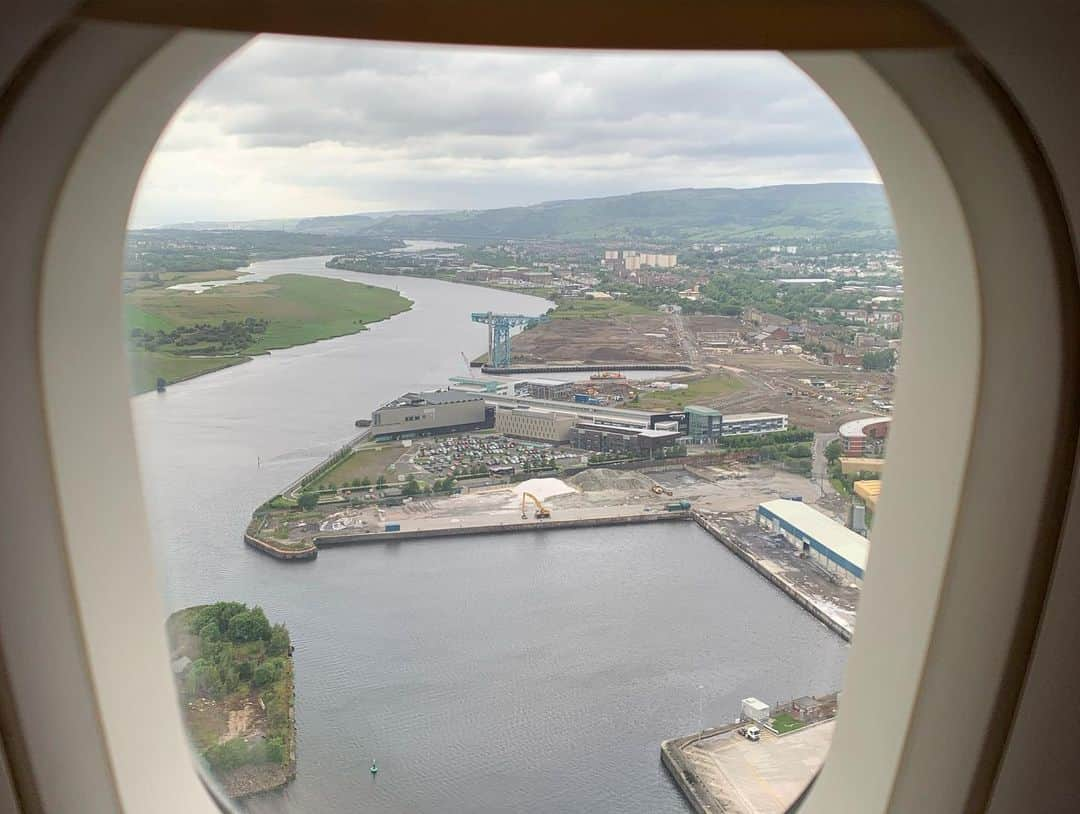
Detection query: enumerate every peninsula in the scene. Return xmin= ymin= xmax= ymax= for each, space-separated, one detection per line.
xmin=125 ymin=272 xmax=412 ymax=394
xmin=167 ymin=602 xmax=297 ymax=799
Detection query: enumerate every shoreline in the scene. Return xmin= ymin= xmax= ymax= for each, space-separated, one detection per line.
xmin=128 ymin=267 xmax=414 ymax=395
xmin=166 ymin=605 xmax=298 ymax=799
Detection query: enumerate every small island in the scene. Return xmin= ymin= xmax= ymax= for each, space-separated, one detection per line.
xmin=167 ymin=602 xmax=297 ymax=799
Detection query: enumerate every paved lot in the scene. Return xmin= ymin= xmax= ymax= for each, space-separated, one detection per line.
xmin=684 ymin=721 xmax=835 ymax=814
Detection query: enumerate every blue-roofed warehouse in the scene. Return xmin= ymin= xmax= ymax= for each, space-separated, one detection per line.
xmin=757 ymin=499 xmax=869 ymax=586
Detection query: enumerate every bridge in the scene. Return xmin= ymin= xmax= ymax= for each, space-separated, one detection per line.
xmin=470 ymin=311 xmax=549 ymax=368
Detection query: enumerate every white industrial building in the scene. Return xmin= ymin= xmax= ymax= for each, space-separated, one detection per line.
xmin=722 ymin=412 xmax=789 ymax=436
xmin=757 ymin=499 xmax=868 ymax=585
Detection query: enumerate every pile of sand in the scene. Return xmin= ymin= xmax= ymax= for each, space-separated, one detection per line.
xmin=510 ymin=477 xmax=577 ymax=502
xmin=568 ymin=469 xmax=657 ymax=492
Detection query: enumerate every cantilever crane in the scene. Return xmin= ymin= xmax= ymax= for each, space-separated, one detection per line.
xmin=521 ymin=492 xmax=551 ymax=520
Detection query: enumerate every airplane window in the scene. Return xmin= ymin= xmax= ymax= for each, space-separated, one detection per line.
xmin=125 ymin=36 xmax=898 ymax=812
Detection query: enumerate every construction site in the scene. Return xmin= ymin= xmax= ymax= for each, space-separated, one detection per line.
xmin=466 ymin=308 xmax=895 ymax=433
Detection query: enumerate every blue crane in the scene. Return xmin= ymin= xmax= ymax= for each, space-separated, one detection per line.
xmin=470 ymin=312 xmax=549 ymax=368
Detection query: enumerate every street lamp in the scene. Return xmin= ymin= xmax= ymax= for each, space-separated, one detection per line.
xmin=697 ymin=684 xmax=705 ymax=744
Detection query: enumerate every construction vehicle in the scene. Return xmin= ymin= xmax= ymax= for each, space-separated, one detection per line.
xmin=521 ymin=492 xmax=551 ymax=519
xmin=651 ymin=485 xmax=674 ymax=496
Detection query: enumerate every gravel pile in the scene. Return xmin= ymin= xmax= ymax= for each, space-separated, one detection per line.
xmin=569 ymin=469 xmax=656 ymax=492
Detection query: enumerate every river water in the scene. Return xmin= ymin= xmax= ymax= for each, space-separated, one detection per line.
xmin=131 ymin=256 xmax=848 ymax=813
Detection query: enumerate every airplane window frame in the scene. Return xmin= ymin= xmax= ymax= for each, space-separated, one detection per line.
xmin=0 ymin=9 xmax=1075 ymax=814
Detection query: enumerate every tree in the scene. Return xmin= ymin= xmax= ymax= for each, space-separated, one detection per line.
xmin=267 ymin=624 xmax=290 ymax=657
xmin=376 ymin=474 xmax=387 ymax=487
xmin=264 ymin=736 xmax=286 ymax=765
xmin=360 ymin=476 xmax=372 ymax=486
xmin=228 ymin=607 xmax=271 ymax=643
xmin=402 ymin=478 xmax=421 ymax=496
xmin=297 ymin=492 xmax=318 ymax=510
xmin=203 ymin=738 xmax=249 ymax=773
xmin=825 ymin=439 xmax=843 ymax=465
xmin=861 ymin=348 xmax=896 ymax=371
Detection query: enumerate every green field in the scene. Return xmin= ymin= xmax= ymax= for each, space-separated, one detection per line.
xmin=770 ymin=712 xmax=807 ymax=735
xmin=127 ymin=352 xmax=250 ymax=395
xmin=547 ymin=298 xmax=656 ymax=319
xmin=311 ymin=443 xmax=406 ymax=488
xmin=634 ymin=373 xmax=745 ymax=410
xmin=124 ymin=274 xmax=412 ymax=393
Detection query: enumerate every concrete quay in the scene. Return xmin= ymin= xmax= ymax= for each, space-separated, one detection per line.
xmin=314 ymin=510 xmax=691 ymax=548
xmin=691 ymin=511 xmax=853 ymax=642
xmin=478 ymin=362 xmax=693 ymax=375
xmin=663 ymin=720 xmax=836 ymax=814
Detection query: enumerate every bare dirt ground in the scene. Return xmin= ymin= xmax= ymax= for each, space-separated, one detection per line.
xmin=316 ymin=464 xmax=823 ymax=539
xmin=509 ymin=314 xmax=687 ymax=365
xmin=696 ymin=349 xmax=894 ymax=432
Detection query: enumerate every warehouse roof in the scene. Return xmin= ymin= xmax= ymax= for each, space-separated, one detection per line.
xmin=758 ymin=499 xmax=869 ymax=577
xmin=381 ymin=390 xmax=484 ymax=408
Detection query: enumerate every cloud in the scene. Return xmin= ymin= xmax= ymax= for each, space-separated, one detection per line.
xmin=130 ymin=36 xmax=878 ymax=227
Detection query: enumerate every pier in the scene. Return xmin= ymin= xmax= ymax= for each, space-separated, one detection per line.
xmin=691 ymin=510 xmax=853 ymax=641
xmin=477 ymin=362 xmax=693 ymax=375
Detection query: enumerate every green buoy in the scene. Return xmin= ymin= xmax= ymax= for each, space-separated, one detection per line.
xmin=370 ymin=760 xmax=378 ymax=775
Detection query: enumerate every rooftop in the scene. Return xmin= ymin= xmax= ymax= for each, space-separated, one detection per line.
xmin=723 ymin=412 xmax=788 ymax=423
xmin=686 ymin=405 xmax=723 ymax=416
xmin=758 ymin=499 xmax=869 ymax=575
xmin=838 ymin=416 xmax=893 ymax=438
xmin=521 ymin=377 xmax=571 ymax=387
xmin=380 ymin=390 xmax=485 ymax=409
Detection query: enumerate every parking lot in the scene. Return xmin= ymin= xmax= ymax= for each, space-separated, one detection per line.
xmin=409 ymin=433 xmax=582 ymax=478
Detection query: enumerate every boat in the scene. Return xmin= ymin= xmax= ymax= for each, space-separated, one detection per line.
xmin=370 ymin=760 xmax=378 ymax=775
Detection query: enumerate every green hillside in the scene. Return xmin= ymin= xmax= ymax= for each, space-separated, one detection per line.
xmin=290 ymin=184 xmax=894 ymax=243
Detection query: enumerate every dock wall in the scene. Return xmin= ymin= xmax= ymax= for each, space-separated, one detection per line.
xmin=691 ymin=511 xmax=852 ymax=642
xmin=314 ymin=511 xmax=691 ymax=548
xmin=243 ymin=532 xmax=318 ymax=560
xmin=479 ymin=363 xmax=693 ymax=375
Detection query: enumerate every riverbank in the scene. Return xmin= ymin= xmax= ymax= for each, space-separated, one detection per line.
xmin=166 ymin=604 xmax=297 ymax=799
xmin=126 ymin=271 xmax=413 ymax=393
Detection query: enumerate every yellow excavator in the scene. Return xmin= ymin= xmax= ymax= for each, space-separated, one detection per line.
xmin=651 ymin=485 xmax=674 ymax=496
xmin=521 ymin=492 xmax=551 ymax=519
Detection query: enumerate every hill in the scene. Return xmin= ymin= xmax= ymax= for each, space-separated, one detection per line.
xmin=156 ymin=184 xmax=893 ymax=244
xmin=258 ymin=184 xmax=893 ymax=243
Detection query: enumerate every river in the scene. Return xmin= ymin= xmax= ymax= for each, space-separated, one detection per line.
xmin=131 ymin=255 xmax=848 ymax=813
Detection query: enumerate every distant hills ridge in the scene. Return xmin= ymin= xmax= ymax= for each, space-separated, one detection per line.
xmin=161 ymin=183 xmax=893 ymax=243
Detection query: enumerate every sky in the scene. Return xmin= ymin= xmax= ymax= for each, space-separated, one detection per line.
xmin=129 ymin=35 xmax=879 ymax=228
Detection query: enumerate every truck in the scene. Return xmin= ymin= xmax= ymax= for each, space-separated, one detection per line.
xmin=383 ymin=522 xmax=401 ymax=532
xmin=573 ymin=393 xmax=603 ymax=405
xmin=665 ymin=500 xmax=691 ymax=512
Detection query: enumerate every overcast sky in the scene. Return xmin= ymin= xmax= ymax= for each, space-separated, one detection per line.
xmin=129 ymin=35 xmax=879 ymax=228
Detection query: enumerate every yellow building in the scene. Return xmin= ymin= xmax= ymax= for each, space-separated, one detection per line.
xmin=840 ymin=457 xmax=886 ymax=475
xmin=854 ymin=480 xmax=882 ymax=512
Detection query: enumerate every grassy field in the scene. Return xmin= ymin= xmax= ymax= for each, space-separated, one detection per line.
xmin=770 ymin=712 xmax=807 ymax=735
xmin=634 ymin=373 xmax=745 ymax=410
xmin=127 ymin=352 xmax=250 ymax=395
xmin=547 ymin=298 xmax=656 ymax=319
xmin=124 ymin=274 xmax=412 ymax=393
xmin=311 ymin=443 xmax=406 ymax=488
